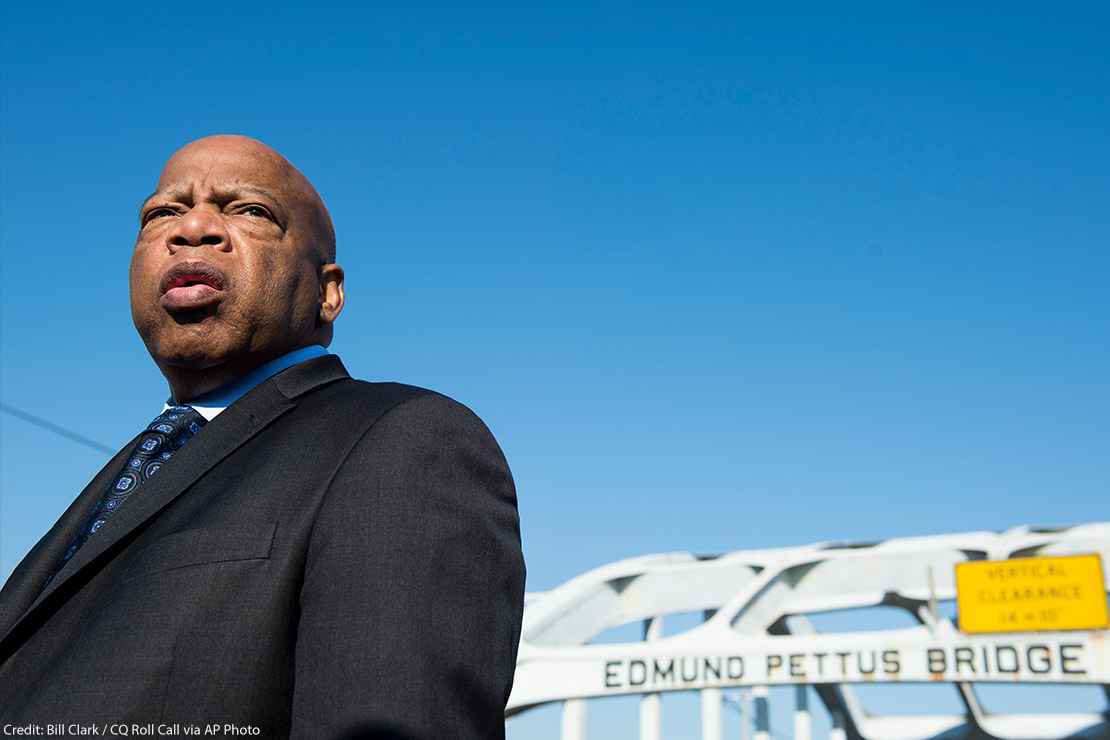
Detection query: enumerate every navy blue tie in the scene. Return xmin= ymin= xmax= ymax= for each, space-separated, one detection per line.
xmin=43 ymin=405 xmax=208 ymax=589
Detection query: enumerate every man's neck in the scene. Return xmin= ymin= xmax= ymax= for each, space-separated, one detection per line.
xmin=160 ymin=345 xmax=330 ymax=421
xmin=161 ymin=344 xmax=327 ymax=404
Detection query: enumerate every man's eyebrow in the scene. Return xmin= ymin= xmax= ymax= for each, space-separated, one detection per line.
xmin=139 ymin=190 xmax=161 ymax=211
xmin=139 ymin=186 xmax=188 ymax=211
xmin=138 ymin=185 xmax=284 ymax=213
xmin=211 ymin=185 xmax=284 ymax=204
xmin=137 ymin=189 xmax=166 ymax=221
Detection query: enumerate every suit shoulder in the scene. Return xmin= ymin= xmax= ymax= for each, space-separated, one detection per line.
xmin=319 ymin=378 xmax=495 ymax=438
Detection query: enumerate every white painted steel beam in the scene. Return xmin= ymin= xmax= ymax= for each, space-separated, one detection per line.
xmin=561 ymin=699 xmax=586 ymax=740
xmin=699 ymin=688 xmax=721 ymax=740
xmin=793 ymin=685 xmax=811 ymax=740
xmin=752 ymin=685 xmax=769 ymax=740
xmin=639 ymin=617 xmax=663 ymax=740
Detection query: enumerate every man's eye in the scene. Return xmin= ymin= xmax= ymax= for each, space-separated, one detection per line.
xmin=142 ymin=208 xmax=177 ymax=225
xmin=240 ymin=205 xmax=272 ymax=219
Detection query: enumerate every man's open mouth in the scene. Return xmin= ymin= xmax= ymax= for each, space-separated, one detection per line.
xmin=159 ymin=261 xmax=227 ymax=312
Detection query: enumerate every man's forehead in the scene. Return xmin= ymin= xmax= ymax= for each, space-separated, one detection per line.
xmin=149 ymin=176 xmax=287 ymax=201
xmin=157 ymin=147 xmax=290 ymax=188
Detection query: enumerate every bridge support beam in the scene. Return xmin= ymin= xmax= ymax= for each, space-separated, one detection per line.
xmin=700 ymin=688 xmax=721 ymax=740
xmin=794 ymin=685 xmax=811 ymax=740
xmin=639 ymin=617 xmax=663 ymax=740
xmin=561 ymin=699 xmax=587 ymax=740
xmin=753 ymin=685 xmax=770 ymax=740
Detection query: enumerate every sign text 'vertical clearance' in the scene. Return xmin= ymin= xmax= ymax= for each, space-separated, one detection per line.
xmin=955 ymin=553 xmax=1108 ymax=634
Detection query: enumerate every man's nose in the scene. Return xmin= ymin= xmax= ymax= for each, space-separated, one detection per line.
xmin=167 ymin=206 xmax=231 ymax=252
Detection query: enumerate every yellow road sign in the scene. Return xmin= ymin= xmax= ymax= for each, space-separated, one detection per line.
xmin=955 ymin=553 xmax=1109 ymax=634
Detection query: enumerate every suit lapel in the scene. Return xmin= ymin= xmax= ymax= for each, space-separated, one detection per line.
xmin=0 ymin=431 xmax=142 ymax=641
xmin=0 ymin=354 xmax=350 ymax=654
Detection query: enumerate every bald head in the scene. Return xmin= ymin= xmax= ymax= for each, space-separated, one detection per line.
xmin=157 ymin=135 xmax=336 ymax=263
xmin=131 ymin=134 xmax=346 ymax=402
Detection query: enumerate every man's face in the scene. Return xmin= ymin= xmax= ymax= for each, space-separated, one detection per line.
xmin=130 ymin=138 xmax=328 ymax=372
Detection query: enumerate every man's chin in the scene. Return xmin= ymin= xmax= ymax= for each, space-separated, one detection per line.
xmin=157 ymin=350 xmax=229 ymax=372
xmin=147 ymin=329 xmax=234 ymax=371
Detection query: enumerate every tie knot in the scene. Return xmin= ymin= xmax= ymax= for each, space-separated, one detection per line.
xmin=148 ymin=405 xmax=208 ymax=438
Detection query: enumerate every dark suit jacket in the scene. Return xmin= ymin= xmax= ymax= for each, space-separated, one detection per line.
xmin=0 ymin=354 xmax=525 ymax=739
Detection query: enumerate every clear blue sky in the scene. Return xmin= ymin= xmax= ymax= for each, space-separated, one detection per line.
xmin=2 ymin=3 xmax=1107 ymax=736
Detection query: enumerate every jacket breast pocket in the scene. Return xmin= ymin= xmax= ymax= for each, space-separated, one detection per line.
xmin=121 ymin=523 xmax=277 ymax=582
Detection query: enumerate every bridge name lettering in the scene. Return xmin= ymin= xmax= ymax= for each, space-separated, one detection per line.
xmin=602 ymin=642 xmax=1087 ymax=689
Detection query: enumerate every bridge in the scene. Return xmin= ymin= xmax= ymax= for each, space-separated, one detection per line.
xmin=508 ymin=523 xmax=1110 ymax=739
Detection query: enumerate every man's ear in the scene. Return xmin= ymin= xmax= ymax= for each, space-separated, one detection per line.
xmin=318 ymin=263 xmax=345 ymax=326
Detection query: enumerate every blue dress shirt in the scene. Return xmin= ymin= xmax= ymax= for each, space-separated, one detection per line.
xmin=162 ymin=345 xmax=329 ymax=421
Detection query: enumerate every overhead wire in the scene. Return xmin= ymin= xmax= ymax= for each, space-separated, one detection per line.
xmin=0 ymin=401 xmax=115 ymax=454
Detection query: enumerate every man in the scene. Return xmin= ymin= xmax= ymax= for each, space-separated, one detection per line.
xmin=0 ymin=136 xmax=526 ymax=739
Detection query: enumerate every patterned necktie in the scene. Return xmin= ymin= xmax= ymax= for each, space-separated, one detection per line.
xmin=42 ymin=405 xmax=208 ymax=589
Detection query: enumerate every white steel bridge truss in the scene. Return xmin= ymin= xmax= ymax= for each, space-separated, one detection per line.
xmin=508 ymin=523 xmax=1110 ymax=739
